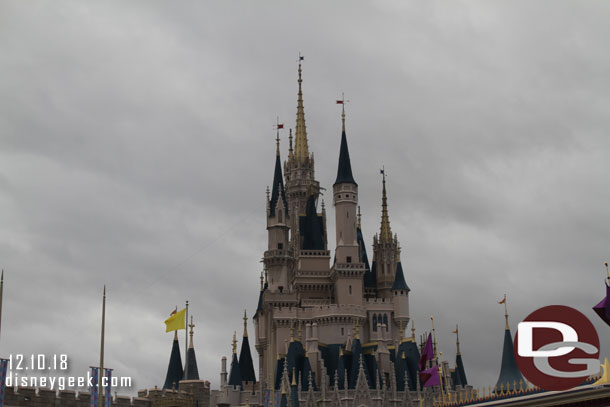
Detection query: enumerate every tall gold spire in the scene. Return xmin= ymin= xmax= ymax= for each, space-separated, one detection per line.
xmin=288 ymin=129 xmax=294 ymax=160
xmin=294 ymin=56 xmax=309 ymax=163
xmin=276 ymin=129 xmax=281 ymax=157
xmin=243 ymin=310 xmax=248 ymax=338
xmin=189 ymin=316 xmax=195 ymax=349
xmin=379 ymin=168 xmax=392 ymax=243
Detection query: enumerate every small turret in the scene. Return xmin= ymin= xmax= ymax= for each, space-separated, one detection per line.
xmin=183 ymin=316 xmax=200 ymax=380
xmin=228 ymin=332 xmax=243 ymax=389
xmin=495 ymin=296 xmax=523 ymax=393
xmin=238 ymin=310 xmax=256 ymax=384
xmin=163 ymin=331 xmax=184 ymax=389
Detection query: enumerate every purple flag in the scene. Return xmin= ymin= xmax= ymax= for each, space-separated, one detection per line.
xmin=593 ymin=282 xmax=610 ymax=326
xmin=104 ymin=369 xmax=112 ymax=407
xmin=0 ymin=359 xmax=8 ymax=407
xmin=90 ymin=367 xmax=99 ymax=407
xmin=418 ymin=333 xmax=434 ymax=371
xmin=419 ymin=365 xmax=441 ymax=387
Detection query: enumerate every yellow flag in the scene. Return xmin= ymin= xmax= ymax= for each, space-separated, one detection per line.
xmin=164 ymin=307 xmax=186 ymax=332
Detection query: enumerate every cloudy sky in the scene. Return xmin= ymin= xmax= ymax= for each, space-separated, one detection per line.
xmin=1 ymin=0 xmax=610 ymax=396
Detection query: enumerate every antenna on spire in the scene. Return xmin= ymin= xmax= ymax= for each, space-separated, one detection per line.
xmin=499 ymin=294 xmax=509 ymax=330
xmin=274 ymin=118 xmax=284 ymax=157
xmin=336 ymin=93 xmax=350 ymax=133
xmin=605 ymin=261 xmax=609 ymax=283
xmin=453 ymin=324 xmax=460 ymax=355
xmin=243 ymin=310 xmax=248 ymax=338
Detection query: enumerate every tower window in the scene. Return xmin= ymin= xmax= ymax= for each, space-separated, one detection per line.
xmin=373 ymin=315 xmax=378 ymax=331
xmin=278 ymin=243 xmax=283 ymax=250
xmin=346 ymin=256 xmax=352 ymax=263
xmin=349 ymin=285 xmax=352 ymax=295
xmin=341 ymin=327 xmax=344 ymax=336
xmin=278 ymin=210 xmax=283 ymax=222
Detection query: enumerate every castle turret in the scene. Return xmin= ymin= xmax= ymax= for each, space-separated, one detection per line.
xmin=239 ymin=311 xmax=257 ymax=384
xmin=265 ymin=133 xmax=293 ymax=293
xmin=495 ymin=296 xmax=523 ymax=393
xmin=332 ymin=107 xmax=364 ymax=306
xmin=228 ymin=332 xmax=243 ymax=389
xmin=183 ymin=317 xmax=200 ymax=380
xmin=163 ymin=331 xmax=184 ymax=389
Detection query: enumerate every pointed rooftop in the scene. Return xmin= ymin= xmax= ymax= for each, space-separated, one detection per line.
xmin=379 ymin=170 xmax=393 ymax=244
xmin=239 ymin=311 xmax=257 ymax=383
xmin=334 ymin=103 xmax=357 ymax=186
xmin=299 ymin=194 xmax=325 ymax=250
xmin=294 ymin=58 xmax=309 ymax=163
xmin=269 ymin=131 xmax=287 ymax=218
xmin=183 ymin=317 xmax=200 ymax=380
xmin=495 ymin=297 xmax=523 ymax=392
xmin=163 ymin=331 xmax=184 ymax=389
xmin=392 ymin=248 xmax=410 ymax=291
xmin=454 ymin=325 xmax=467 ymax=387
xmin=228 ymin=332 xmax=243 ymax=389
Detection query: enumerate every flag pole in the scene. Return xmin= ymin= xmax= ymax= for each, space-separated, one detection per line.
xmin=184 ymin=300 xmax=189 ymax=379
xmin=605 ymin=262 xmax=609 ymax=284
xmin=99 ymin=285 xmax=106 ymax=407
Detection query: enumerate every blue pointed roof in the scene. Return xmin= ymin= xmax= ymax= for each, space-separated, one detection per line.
xmin=392 ymin=262 xmax=410 ymax=291
xmin=336 ymin=349 xmax=346 ymax=390
xmin=495 ymin=328 xmax=523 ymax=392
xmin=239 ymin=335 xmax=256 ymax=383
xmin=275 ymin=357 xmax=285 ymax=390
xmin=348 ymin=339 xmax=363 ymax=389
xmin=455 ymin=353 xmax=467 ymax=387
xmin=184 ymin=347 xmax=199 ymax=380
xmin=334 ymin=130 xmax=357 ymax=186
xmin=397 ymin=340 xmax=420 ymax=391
xmin=228 ymin=353 xmax=243 ymax=389
xmin=299 ymin=195 xmax=325 ymax=250
xmin=270 ymin=154 xmax=287 ymax=218
xmin=163 ymin=336 xmax=184 ymax=389
xmin=365 ymin=260 xmax=377 ymax=289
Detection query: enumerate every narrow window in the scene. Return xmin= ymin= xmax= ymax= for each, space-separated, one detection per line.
xmin=383 ymin=314 xmax=389 ymax=331
xmin=346 ymin=256 xmax=352 ymax=263
xmin=349 ymin=285 xmax=352 ymax=295
xmin=373 ymin=315 xmax=378 ymax=332
xmin=278 ymin=243 xmax=283 ymax=250
xmin=341 ymin=327 xmax=345 ymax=336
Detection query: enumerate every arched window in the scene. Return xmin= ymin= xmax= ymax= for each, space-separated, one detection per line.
xmin=372 ymin=314 xmax=378 ymax=331
xmin=278 ymin=210 xmax=283 ymax=223
xmin=383 ymin=314 xmax=388 ymax=331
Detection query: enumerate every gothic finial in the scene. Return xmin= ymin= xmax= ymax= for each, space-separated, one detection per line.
xmin=243 ymin=310 xmax=248 ymax=338
xmin=453 ymin=324 xmax=460 ymax=355
xmin=266 ymin=186 xmax=270 ymax=201
xmin=292 ymin=368 xmax=297 ymax=386
xmin=379 ymin=167 xmax=392 ymax=243
xmin=260 ymin=271 xmax=264 ymax=290
xmin=189 ymin=316 xmax=195 ymax=349
xmin=232 ymin=331 xmax=237 ymax=354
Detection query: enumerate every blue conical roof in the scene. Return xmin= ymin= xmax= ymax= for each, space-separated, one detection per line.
xmin=495 ymin=328 xmax=523 ymax=392
xmin=334 ymin=131 xmax=357 ymax=186
xmin=163 ymin=336 xmax=183 ymax=389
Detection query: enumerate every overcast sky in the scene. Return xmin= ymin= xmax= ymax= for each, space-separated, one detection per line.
xmin=1 ymin=0 xmax=610 ymax=396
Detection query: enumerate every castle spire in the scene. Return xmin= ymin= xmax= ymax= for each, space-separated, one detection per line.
xmin=183 ymin=316 xmax=200 ymax=380
xmin=294 ymin=55 xmax=309 ymax=163
xmin=495 ymin=296 xmax=523 ymax=392
xmin=269 ymin=127 xmax=287 ymax=218
xmin=239 ymin=310 xmax=257 ymax=383
xmin=379 ymin=168 xmax=392 ymax=243
xmin=334 ymin=96 xmax=356 ymax=186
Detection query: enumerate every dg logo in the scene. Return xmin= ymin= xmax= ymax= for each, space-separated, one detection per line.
xmin=514 ymin=305 xmax=600 ymax=391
